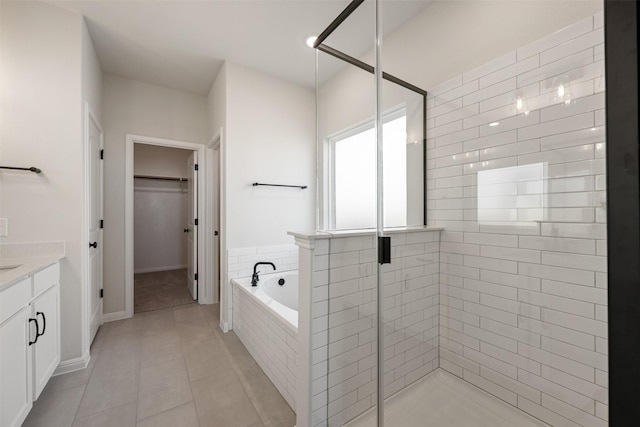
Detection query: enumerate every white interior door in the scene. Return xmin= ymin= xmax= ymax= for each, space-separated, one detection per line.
xmin=88 ymin=113 xmax=103 ymax=344
xmin=187 ymin=152 xmax=198 ymax=300
xmin=213 ymin=148 xmax=221 ymax=302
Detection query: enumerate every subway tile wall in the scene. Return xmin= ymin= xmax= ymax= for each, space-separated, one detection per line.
xmin=232 ymin=282 xmax=298 ymax=410
xmin=310 ymin=230 xmax=441 ymax=426
xmin=428 ymin=13 xmax=607 ymax=427
xmin=227 ymin=244 xmax=299 ymax=280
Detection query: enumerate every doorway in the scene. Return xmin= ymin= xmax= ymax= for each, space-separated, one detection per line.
xmin=132 ymin=144 xmax=196 ymax=313
xmin=124 ymin=134 xmax=208 ymax=318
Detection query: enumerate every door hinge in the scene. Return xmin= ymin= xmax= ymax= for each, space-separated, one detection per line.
xmin=194 ymin=218 xmax=198 ymax=226
xmin=100 ymin=149 xmax=104 ymax=160
xmin=194 ymin=273 xmax=198 ymax=281
xmin=100 ymin=289 xmax=104 ymax=298
xmin=100 ymin=219 xmax=104 ymax=229
xmin=378 ymin=236 xmax=391 ymax=264
xmin=194 ymin=164 xmax=198 ymax=171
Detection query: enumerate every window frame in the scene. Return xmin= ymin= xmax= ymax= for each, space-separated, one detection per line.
xmin=323 ymin=106 xmax=407 ymax=230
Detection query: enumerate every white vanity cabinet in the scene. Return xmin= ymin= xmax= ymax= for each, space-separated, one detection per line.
xmin=31 ymin=264 xmax=61 ymax=400
xmin=0 ymin=262 xmax=60 ymax=427
xmin=0 ymin=277 xmax=32 ymax=427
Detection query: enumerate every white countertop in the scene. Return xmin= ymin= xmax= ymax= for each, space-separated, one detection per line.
xmin=0 ymin=241 xmax=65 ymax=291
xmin=0 ymin=255 xmax=64 ymax=291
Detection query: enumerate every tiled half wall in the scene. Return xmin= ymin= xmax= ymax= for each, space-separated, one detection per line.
xmin=295 ymin=229 xmax=442 ymax=427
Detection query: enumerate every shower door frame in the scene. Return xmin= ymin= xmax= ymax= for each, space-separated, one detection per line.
xmin=604 ymin=1 xmax=640 ymax=425
xmin=313 ymin=1 xmax=428 ymax=426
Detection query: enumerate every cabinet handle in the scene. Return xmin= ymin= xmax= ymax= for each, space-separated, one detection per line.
xmin=28 ymin=318 xmax=40 ymax=346
xmin=36 ymin=312 xmax=46 ymax=337
xmin=89 ymin=241 xmax=97 ymax=248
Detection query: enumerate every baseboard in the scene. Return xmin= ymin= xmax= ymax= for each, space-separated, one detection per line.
xmin=102 ymin=310 xmax=129 ymax=323
xmin=53 ymin=350 xmax=90 ymax=376
xmin=134 ymin=265 xmax=187 ymax=274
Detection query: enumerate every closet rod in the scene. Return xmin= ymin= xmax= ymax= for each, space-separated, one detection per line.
xmin=0 ymin=166 xmax=42 ymax=174
xmin=134 ymin=174 xmax=188 ymax=182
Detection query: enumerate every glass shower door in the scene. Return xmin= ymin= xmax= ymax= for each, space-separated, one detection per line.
xmin=314 ymin=1 xmax=380 ymax=426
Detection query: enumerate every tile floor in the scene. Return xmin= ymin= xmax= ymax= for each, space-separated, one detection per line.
xmin=23 ymin=303 xmax=296 ymax=427
xmin=345 ymin=369 xmax=548 ymax=427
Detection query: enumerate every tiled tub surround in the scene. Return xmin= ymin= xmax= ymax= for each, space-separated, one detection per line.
xmin=293 ymin=228 xmax=442 ymax=427
xmin=227 ymin=244 xmax=299 ymax=280
xmin=226 ymin=243 xmax=299 ymax=329
xmin=232 ymin=275 xmax=298 ymax=411
xmin=428 ymin=12 xmax=607 ymax=427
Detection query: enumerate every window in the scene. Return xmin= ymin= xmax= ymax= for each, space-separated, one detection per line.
xmin=327 ymin=110 xmax=408 ymax=229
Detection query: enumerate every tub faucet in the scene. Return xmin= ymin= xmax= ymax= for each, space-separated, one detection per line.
xmin=252 ymin=262 xmax=276 ymax=286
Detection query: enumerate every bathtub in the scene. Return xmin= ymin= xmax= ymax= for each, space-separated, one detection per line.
xmin=232 ymin=271 xmax=298 ymax=328
xmin=231 ymin=271 xmax=299 ymax=410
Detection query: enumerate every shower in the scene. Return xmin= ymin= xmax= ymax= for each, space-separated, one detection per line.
xmin=299 ymin=1 xmax=610 ymax=426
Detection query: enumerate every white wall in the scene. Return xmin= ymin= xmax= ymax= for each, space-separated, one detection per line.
xmin=381 ymin=0 xmax=603 ymax=90
xmin=225 ymin=62 xmax=316 ymax=249
xmin=207 ymin=62 xmax=315 ymax=330
xmin=102 ymin=74 xmax=207 ymax=314
xmin=134 ymin=144 xmax=192 ymax=178
xmin=133 ymin=144 xmax=190 ymax=273
xmin=133 ymin=180 xmax=188 ymax=273
xmin=0 ymin=1 xmax=101 ymax=362
xmin=207 ymin=63 xmax=227 ymax=142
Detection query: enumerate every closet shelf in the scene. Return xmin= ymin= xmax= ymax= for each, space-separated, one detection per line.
xmin=134 ymin=175 xmax=188 ymax=182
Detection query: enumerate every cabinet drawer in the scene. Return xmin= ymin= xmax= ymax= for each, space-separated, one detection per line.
xmin=33 ymin=263 xmax=59 ymax=298
xmin=0 ymin=277 xmax=31 ymax=324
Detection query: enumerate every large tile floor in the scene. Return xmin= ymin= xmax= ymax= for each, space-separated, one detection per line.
xmin=345 ymin=369 xmax=548 ymax=427
xmin=24 ymin=303 xmax=296 ymax=427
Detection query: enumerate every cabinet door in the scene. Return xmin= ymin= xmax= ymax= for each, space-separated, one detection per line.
xmin=0 ymin=307 xmax=32 ymax=427
xmin=32 ymin=284 xmax=60 ymax=400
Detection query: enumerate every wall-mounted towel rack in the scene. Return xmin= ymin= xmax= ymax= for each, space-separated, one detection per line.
xmin=252 ymin=182 xmax=307 ymax=189
xmin=134 ymin=175 xmax=188 ymax=182
xmin=0 ymin=166 xmax=42 ymax=174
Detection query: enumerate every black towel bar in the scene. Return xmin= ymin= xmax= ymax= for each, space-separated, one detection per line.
xmin=252 ymin=182 xmax=307 ymax=189
xmin=0 ymin=166 xmax=42 ymax=174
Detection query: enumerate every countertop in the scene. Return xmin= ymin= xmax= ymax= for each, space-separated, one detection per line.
xmin=0 ymin=255 xmax=64 ymax=291
xmin=0 ymin=241 xmax=65 ymax=291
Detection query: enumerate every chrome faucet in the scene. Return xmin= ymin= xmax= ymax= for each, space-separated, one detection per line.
xmin=251 ymin=262 xmax=276 ymax=286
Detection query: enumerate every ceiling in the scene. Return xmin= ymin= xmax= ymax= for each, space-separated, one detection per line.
xmin=50 ymin=0 xmax=431 ymax=95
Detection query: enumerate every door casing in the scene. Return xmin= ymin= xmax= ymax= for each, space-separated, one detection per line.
xmin=124 ymin=134 xmax=209 ymax=318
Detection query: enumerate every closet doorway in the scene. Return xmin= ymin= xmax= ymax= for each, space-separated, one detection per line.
xmin=125 ymin=134 xmax=208 ymax=317
xmin=132 ymin=144 xmax=195 ymax=313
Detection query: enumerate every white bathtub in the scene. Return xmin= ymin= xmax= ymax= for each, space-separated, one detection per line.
xmin=232 ymin=271 xmax=298 ymax=329
xmin=231 ymin=271 xmax=299 ymax=410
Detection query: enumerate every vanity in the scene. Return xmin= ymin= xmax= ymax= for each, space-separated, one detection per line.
xmin=1 ymin=248 xmax=63 ymax=427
